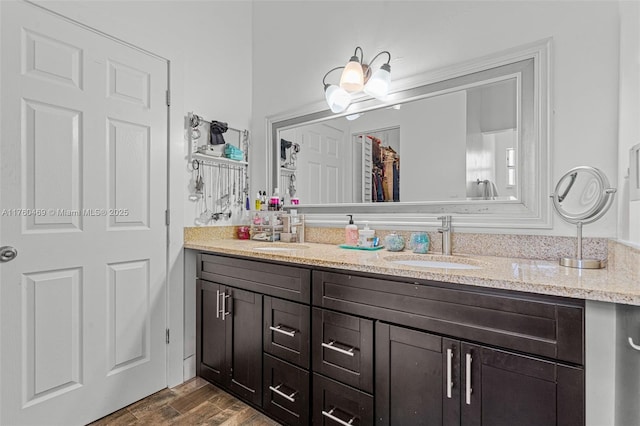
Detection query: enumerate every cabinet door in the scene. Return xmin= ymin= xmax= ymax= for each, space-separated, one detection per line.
xmin=376 ymin=323 xmax=460 ymax=426
xmin=461 ymin=343 xmax=584 ymax=426
xmin=312 ymin=308 xmax=374 ymax=393
xmin=264 ymin=296 xmax=310 ymax=369
xmin=225 ymin=286 xmax=263 ymax=407
xmin=196 ymin=280 xmax=226 ymax=386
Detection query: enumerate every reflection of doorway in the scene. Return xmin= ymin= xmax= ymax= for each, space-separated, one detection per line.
xmin=465 ymin=128 xmax=517 ymax=200
xmin=352 ymin=127 xmax=400 ymax=202
xmin=296 ymin=123 xmax=346 ymax=204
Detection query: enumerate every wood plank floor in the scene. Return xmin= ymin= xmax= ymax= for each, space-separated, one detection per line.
xmin=90 ymin=377 xmax=281 ymax=426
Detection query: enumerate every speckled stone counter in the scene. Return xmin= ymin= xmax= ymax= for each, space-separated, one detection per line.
xmin=184 ymin=235 xmax=640 ymax=306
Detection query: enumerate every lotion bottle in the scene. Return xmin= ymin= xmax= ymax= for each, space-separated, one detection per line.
xmin=345 ymin=215 xmax=359 ymax=246
xmin=358 ymin=222 xmax=376 ymax=247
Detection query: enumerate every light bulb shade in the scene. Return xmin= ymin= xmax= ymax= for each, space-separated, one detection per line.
xmin=363 ymin=63 xmax=391 ymax=99
xmin=325 ymin=84 xmax=351 ymax=113
xmin=340 ymin=56 xmax=365 ymax=92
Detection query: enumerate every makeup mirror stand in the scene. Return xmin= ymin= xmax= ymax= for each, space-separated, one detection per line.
xmin=552 ymin=166 xmax=616 ymax=269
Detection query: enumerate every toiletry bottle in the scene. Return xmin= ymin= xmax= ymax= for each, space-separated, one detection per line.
xmin=255 ymin=192 xmax=262 ymax=211
xmin=256 ymin=191 xmax=267 ymax=211
xmin=345 ymin=215 xmax=358 ymax=246
xmin=358 ymin=222 xmax=376 ymax=248
xmin=269 ymin=188 xmax=280 ymax=211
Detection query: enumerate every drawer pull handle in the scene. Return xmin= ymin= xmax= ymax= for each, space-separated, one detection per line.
xmin=268 ymin=383 xmax=297 ymax=403
xmin=322 ymin=407 xmax=356 ymax=426
xmin=322 ymin=340 xmax=355 ymax=357
xmin=270 ymin=325 xmax=297 ymax=337
xmin=465 ymin=353 xmax=473 ymax=405
xmin=629 ymin=337 xmax=640 ymax=351
xmin=446 ymin=348 xmax=453 ymax=399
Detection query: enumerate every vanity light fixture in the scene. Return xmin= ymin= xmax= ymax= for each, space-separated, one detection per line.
xmin=322 ymin=46 xmax=392 ymax=113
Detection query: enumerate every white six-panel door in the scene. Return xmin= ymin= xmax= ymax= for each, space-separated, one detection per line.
xmin=296 ymin=123 xmax=346 ymax=204
xmin=0 ymin=2 xmax=168 ymax=424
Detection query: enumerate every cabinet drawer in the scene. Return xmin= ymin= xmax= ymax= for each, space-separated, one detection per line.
xmin=313 ymin=373 xmax=373 ymax=426
xmin=312 ymin=308 xmax=373 ymax=393
xmin=264 ymin=297 xmax=310 ymax=369
xmin=198 ymin=253 xmax=311 ymax=303
xmin=313 ymin=270 xmax=584 ymax=365
xmin=263 ymin=354 xmax=309 ymax=426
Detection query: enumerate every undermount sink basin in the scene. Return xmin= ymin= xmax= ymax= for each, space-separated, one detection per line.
xmin=253 ymin=244 xmax=309 ymax=252
xmin=384 ymin=254 xmax=483 ymax=270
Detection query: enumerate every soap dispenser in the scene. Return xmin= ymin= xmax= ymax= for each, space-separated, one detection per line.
xmin=358 ymin=222 xmax=376 ymax=248
xmin=345 ymin=215 xmax=358 ymax=246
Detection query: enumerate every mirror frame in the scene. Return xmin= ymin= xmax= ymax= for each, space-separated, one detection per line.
xmin=266 ymin=39 xmax=551 ymax=230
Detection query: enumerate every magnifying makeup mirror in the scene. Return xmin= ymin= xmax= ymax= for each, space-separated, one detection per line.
xmin=552 ymin=166 xmax=616 ymax=269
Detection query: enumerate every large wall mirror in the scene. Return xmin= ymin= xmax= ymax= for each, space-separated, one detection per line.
xmin=267 ymin=40 xmax=551 ymax=229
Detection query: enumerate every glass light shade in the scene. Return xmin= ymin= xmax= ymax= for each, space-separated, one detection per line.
xmin=346 ymin=113 xmax=362 ymax=121
xmin=363 ymin=64 xmax=391 ymax=99
xmin=340 ymin=57 xmax=364 ymax=92
xmin=325 ymin=84 xmax=351 ymax=113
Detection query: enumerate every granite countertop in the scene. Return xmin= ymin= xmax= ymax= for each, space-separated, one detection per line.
xmin=185 ymin=238 xmax=640 ymax=305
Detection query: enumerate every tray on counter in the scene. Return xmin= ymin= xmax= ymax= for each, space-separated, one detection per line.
xmin=338 ymin=244 xmax=385 ymax=251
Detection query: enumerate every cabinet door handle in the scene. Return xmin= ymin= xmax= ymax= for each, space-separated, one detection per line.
xmin=465 ymin=353 xmax=473 ymax=405
xmin=269 ymin=325 xmax=297 ymax=337
xmin=446 ymin=348 xmax=453 ymax=399
xmin=322 ymin=340 xmax=355 ymax=357
xmin=216 ymin=290 xmax=221 ymax=319
xmin=268 ymin=383 xmax=297 ymax=403
xmin=221 ymin=293 xmax=230 ymax=320
xmin=629 ymin=337 xmax=640 ymax=351
xmin=322 ymin=407 xmax=356 ymax=426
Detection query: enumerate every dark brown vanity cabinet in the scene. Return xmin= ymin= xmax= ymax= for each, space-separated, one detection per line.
xmin=195 ymin=253 xmax=586 ymax=426
xmin=376 ymin=323 xmax=584 ymax=426
xmin=197 ymin=253 xmax=312 ymax=424
xmin=314 ymin=270 xmax=586 ymax=426
xmin=196 ymin=279 xmax=263 ymax=406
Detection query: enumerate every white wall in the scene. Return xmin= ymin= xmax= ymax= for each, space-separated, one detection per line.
xmin=251 ymin=1 xmax=621 ymax=237
xmin=33 ymin=0 xmax=253 ymax=230
xmin=617 ymin=1 xmax=640 ymax=245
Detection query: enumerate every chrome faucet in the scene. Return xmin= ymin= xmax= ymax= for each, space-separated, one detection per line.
xmin=437 ymin=215 xmax=452 ymax=255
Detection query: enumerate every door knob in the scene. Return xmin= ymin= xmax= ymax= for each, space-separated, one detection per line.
xmin=0 ymin=246 xmax=18 ymax=262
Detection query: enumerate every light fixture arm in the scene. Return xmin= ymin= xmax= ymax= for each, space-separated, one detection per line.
xmin=351 ymin=46 xmax=364 ymax=63
xmin=367 ymin=50 xmax=391 ymax=68
xmin=322 ymin=66 xmax=345 ymax=87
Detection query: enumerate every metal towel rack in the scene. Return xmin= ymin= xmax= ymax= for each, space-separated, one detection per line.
xmin=186 ymin=112 xmax=251 ymax=224
xmin=187 ymin=111 xmax=249 ymax=165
